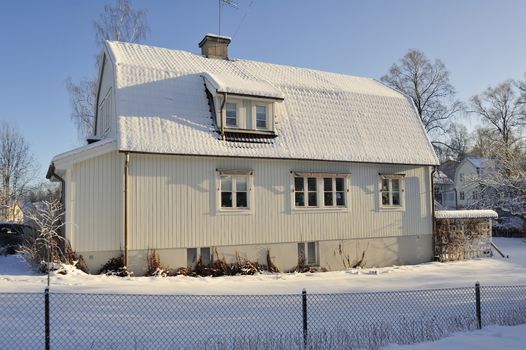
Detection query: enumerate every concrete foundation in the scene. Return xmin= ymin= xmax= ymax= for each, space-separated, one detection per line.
xmin=80 ymin=235 xmax=432 ymax=276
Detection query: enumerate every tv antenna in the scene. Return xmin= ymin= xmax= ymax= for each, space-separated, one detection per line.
xmin=219 ymin=0 xmax=238 ymax=35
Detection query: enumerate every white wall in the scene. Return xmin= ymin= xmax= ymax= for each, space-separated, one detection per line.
xmin=95 ymin=56 xmax=115 ymax=137
xmin=455 ymin=160 xmax=478 ymax=207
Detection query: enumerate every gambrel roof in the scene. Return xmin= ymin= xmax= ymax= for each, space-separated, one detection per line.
xmin=103 ymin=40 xmax=439 ymax=165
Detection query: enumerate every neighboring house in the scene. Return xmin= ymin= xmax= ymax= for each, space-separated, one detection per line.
xmin=433 ymin=171 xmax=456 ymax=209
xmin=47 ymin=34 xmax=439 ymax=274
xmin=454 ymin=157 xmax=494 ymax=208
xmin=0 ymin=201 xmax=24 ymax=223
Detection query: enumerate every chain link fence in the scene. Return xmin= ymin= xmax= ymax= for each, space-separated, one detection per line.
xmin=0 ymin=283 xmax=525 ymax=349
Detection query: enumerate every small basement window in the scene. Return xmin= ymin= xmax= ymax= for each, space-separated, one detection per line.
xmin=298 ymin=242 xmax=318 ymax=266
xmin=380 ymin=174 xmax=405 ymax=208
xmin=187 ymin=247 xmax=212 ymax=268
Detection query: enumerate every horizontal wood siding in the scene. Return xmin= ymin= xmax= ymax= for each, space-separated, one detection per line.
xmin=71 ymin=151 xmax=123 ymax=252
xmin=127 ymin=154 xmax=432 ymax=250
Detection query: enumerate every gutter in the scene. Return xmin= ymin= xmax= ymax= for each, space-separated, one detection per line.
xmin=220 ymin=92 xmax=227 ymax=140
xmin=45 ymin=163 xmax=66 ymax=242
xmin=431 ymin=165 xmax=437 ymax=260
xmin=123 ymin=152 xmax=129 ymax=267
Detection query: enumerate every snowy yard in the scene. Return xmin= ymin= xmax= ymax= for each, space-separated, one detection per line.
xmin=0 ymin=237 xmax=525 ymax=294
xmin=0 ymin=238 xmax=525 ymax=349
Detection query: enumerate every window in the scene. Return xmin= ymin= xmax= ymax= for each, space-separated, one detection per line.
xmin=298 ymin=242 xmax=318 ymax=266
xmin=187 ymin=247 xmax=212 ymax=268
xmin=226 ymin=102 xmax=237 ymax=127
xmin=293 ymin=174 xmax=349 ymax=209
xmin=460 ymin=173 xmax=464 ymax=183
xmin=220 ymin=175 xmax=248 ymax=209
xmin=460 ymin=191 xmax=465 ymax=200
xmin=256 ymin=105 xmax=267 ymax=129
xmin=323 ymin=177 xmax=345 ymax=207
xmin=380 ymin=175 xmax=404 ymax=208
xmin=295 ymin=177 xmax=317 ymax=207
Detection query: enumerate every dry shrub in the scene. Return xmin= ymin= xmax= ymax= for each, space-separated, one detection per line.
xmin=147 ymin=249 xmax=167 ymax=277
xmin=98 ymin=254 xmax=132 ymax=277
xmin=266 ymin=249 xmax=279 ymax=273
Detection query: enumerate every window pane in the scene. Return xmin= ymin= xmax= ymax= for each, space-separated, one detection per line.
xmin=295 ymin=192 xmax=305 ymax=207
xmin=226 ymin=103 xmax=237 ymax=126
xmin=307 ymin=242 xmax=316 ymax=265
xmin=392 ymin=191 xmax=400 ymax=205
xmin=298 ymin=243 xmax=305 ymax=263
xmin=201 ymin=248 xmax=211 ymax=266
xmin=381 ymin=191 xmax=389 ymax=205
xmin=307 ymin=177 xmax=317 ymax=191
xmin=256 ymin=105 xmax=267 ymax=128
xmin=392 ymin=179 xmax=400 ymax=191
xmin=294 ymin=177 xmax=304 ymax=191
xmin=187 ymin=248 xmax=197 ymax=267
xmin=336 ymin=178 xmax=345 ymax=191
xmin=324 ymin=178 xmax=333 ymax=191
xmin=236 ymin=176 xmax=247 ymax=191
xmin=336 ymin=192 xmax=345 ymax=206
xmin=324 ymin=192 xmax=333 ymax=206
xmin=381 ymin=179 xmax=389 ymax=191
xmin=236 ymin=192 xmax=247 ymax=208
xmin=221 ymin=176 xmax=232 ymax=191
xmin=308 ymin=192 xmax=317 ymax=206
xmin=221 ymin=192 xmax=232 ymax=207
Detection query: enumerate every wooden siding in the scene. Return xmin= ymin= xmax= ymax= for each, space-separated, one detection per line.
xmin=70 ymin=151 xmax=123 ymax=252
xmin=125 ymin=154 xmax=432 ymax=250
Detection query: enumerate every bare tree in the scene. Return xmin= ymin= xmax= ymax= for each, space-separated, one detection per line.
xmin=471 ymin=128 xmax=499 ymax=158
xmin=0 ymin=123 xmax=37 ymax=222
xmin=67 ymin=0 xmax=148 ymax=140
xmin=469 ymin=80 xmax=525 ymax=154
xmin=381 ymin=49 xmax=464 ymax=139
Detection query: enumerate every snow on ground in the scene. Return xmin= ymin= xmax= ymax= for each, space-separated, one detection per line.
xmin=383 ymin=324 xmax=526 ymax=350
xmin=0 ymin=237 xmax=525 ymax=295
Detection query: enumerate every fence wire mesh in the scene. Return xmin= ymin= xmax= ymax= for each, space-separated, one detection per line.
xmin=0 ymin=284 xmax=525 ymax=350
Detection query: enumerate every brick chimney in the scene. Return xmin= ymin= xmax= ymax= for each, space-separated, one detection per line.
xmin=199 ymin=34 xmax=231 ymax=60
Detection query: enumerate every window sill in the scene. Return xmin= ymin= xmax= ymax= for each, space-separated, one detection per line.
xmin=216 ymin=208 xmax=253 ymax=216
xmin=292 ymin=207 xmax=349 ymax=214
xmin=378 ymin=206 xmax=405 ymax=212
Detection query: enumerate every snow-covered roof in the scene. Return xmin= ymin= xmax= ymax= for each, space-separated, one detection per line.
xmin=435 ymin=210 xmax=498 ymax=219
xmin=106 ymin=41 xmax=439 ymax=165
xmin=433 ymin=171 xmax=454 ymax=185
xmin=465 ymin=157 xmax=492 ymax=169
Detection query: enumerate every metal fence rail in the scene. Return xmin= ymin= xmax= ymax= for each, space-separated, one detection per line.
xmin=0 ymin=283 xmax=525 ymax=350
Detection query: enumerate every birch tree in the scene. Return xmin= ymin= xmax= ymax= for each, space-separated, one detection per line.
xmin=0 ymin=123 xmax=37 ymax=222
xmin=469 ymin=80 xmax=525 ymax=156
xmin=67 ymin=0 xmax=148 ymax=140
xmin=381 ymin=49 xmax=464 ymax=140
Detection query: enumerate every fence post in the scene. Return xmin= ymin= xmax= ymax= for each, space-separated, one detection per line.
xmin=45 ymin=287 xmax=50 ymax=350
xmin=475 ymin=282 xmax=482 ymax=329
xmin=302 ymin=289 xmax=308 ymax=349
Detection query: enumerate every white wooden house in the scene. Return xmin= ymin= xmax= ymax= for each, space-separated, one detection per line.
xmin=454 ymin=157 xmax=494 ymax=208
xmin=47 ymin=35 xmax=439 ymax=274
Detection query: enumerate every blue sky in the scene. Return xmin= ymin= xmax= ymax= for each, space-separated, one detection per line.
xmin=0 ymin=0 xmax=525 ymax=179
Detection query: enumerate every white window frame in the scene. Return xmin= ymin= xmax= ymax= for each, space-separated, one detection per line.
xmin=225 ymin=101 xmax=239 ymax=128
xmin=298 ymin=242 xmax=319 ymax=266
xmin=253 ymin=103 xmax=271 ymax=131
xmin=222 ymin=96 xmax=275 ymax=132
xmin=379 ymin=174 xmax=405 ymax=210
xmin=216 ymin=169 xmax=253 ymax=214
xmin=291 ymin=172 xmax=350 ymax=211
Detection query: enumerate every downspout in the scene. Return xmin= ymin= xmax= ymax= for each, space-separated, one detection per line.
xmin=431 ymin=165 xmax=437 ymax=260
xmin=220 ymin=92 xmax=227 ymax=140
xmin=124 ymin=153 xmax=129 ymax=267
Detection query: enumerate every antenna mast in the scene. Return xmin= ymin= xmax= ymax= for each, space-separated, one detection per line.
xmin=218 ymin=0 xmax=238 ymax=35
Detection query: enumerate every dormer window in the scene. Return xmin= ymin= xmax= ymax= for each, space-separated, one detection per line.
xmin=226 ymin=102 xmax=237 ymax=127
xmin=256 ymin=105 xmax=267 ymax=129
